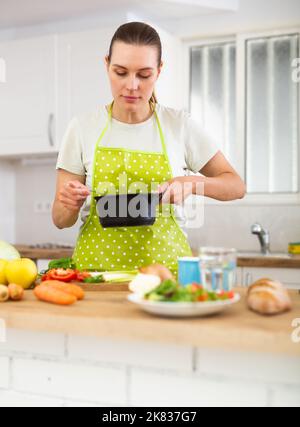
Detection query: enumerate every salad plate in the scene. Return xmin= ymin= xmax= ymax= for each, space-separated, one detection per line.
xmin=127 ymin=293 xmax=240 ymax=318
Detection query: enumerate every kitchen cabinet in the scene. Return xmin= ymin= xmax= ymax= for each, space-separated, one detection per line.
xmin=242 ymin=267 xmax=300 ymax=290
xmin=0 ymin=35 xmax=57 ymax=156
xmin=154 ymin=25 xmax=184 ymax=110
xmin=0 ymin=26 xmax=183 ymax=156
xmin=1 ymin=288 xmax=299 ymax=407
xmin=55 ymin=28 xmax=114 ymax=147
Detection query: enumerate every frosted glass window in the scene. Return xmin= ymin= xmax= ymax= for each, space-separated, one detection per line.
xmin=190 ymin=43 xmax=236 ymax=165
xmin=246 ymin=34 xmax=299 ymax=193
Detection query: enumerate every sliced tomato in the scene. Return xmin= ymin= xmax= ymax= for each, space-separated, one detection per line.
xmin=75 ymin=271 xmax=91 ymax=282
xmin=48 ymin=268 xmax=77 ymax=282
xmin=41 ymin=272 xmax=52 ymax=282
xmin=218 ymin=290 xmax=235 ymax=300
xmin=197 ymin=293 xmax=209 ymax=302
xmin=189 ymin=283 xmax=203 ymax=292
xmin=226 ymin=291 xmax=235 ymax=300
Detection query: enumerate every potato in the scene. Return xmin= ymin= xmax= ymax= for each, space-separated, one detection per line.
xmin=139 ymin=264 xmax=175 ymax=281
xmin=8 ymin=283 xmax=24 ymax=301
xmin=0 ymin=284 xmax=9 ymax=302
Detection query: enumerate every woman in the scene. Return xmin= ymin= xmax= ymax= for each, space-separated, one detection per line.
xmin=53 ymin=22 xmax=246 ymax=274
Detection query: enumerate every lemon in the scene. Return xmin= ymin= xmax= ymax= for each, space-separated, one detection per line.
xmin=0 ymin=259 xmax=8 ymax=285
xmin=5 ymin=258 xmax=38 ymax=289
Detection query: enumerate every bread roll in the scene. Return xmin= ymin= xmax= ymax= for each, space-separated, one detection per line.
xmin=248 ymin=277 xmax=285 ymax=293
xmin=247 ymin=278 xmax=292 ymax=315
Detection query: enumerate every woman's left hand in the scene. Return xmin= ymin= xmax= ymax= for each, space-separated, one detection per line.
xmin=158 ymin=176 xmax=203 ymax=205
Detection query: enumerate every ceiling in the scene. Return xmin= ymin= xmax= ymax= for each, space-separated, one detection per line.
xmin=0 ymin=0 xmax=239 ymax=30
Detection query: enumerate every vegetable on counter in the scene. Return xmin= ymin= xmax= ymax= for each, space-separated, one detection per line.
xmin=0 ymin=283 xmax=24 ymax=303
xmin=41 ymin=269 xmax=104 ymax=283
xmin=41 ymin=280 xmax=85 ymax=300
xmin=129 ymin=273 xmax=161 ymax=297
xmin=144 ymin=280 xmax=235 ymax=303
xmin=82 ymin=275 xmax=105 ymax=284
xmin=39 ymin=258 xmax=104 ymax=284
xmin=139 ymin=264 xmax=175 ymax=282
xmin=0 ymin=285 xmax=9 ymax=302
xmin=8 ymin=283 xmax=24 ymax=301
xmin=132 ymin=263 xmax=235 ymax=303
xmin=47 ymin=257 xmax=76 ymax=271
xmin=0 ymin=240 xmax=20 ymax=261
xmin=34 ymin=284 xmax=77 ymax=306
xmin=41 ymin=268 xmax=78 ymax=283
xmin=5 ymin=258 xmax=38 ymax=289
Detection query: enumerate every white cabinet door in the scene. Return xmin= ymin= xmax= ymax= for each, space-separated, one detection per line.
xmin=154 ymin=26 xmax=184 ymax=110
xmin=243 ymin=267 xmax=300 ymax=290
xmin=0 ymin=35 xmax=57 ymax=156
xmin=56 ymin=28 xmax=115 ymax=148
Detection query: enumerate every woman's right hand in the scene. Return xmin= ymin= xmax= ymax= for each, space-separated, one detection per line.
xmin=58 ymin=180 xmax=90 ymax=212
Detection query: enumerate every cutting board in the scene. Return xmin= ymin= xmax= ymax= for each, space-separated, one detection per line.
xmin=35 ymin=280 xmax=129 ymax=292
xmin=75 ymin=281 xmax=129 ymax=292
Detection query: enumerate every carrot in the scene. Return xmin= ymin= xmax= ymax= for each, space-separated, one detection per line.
xmin=42 ymin=280 xmax=85 ymax=300
xmin=34 ymin=284 xmax=77 ymax=306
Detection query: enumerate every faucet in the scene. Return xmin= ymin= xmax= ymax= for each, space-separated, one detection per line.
xmin=251 ymin=223 xmax=270 ymax=254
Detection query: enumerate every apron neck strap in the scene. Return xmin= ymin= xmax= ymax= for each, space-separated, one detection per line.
xmin=107 ymin=101 xmax=168 ymax=159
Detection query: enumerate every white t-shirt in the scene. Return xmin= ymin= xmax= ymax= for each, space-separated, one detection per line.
xmin=56 ymin=104 xmax=218 ymax=227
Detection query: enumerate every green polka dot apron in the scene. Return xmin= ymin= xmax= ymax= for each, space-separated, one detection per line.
xmin=73 ymin=103 xmax=192 ymax=276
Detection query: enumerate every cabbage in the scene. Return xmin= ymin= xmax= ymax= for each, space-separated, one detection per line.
xmin=0 ymin=241 xmax=20 ymax=260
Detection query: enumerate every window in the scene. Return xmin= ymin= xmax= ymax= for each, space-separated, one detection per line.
xmin=188 ymin=30 xmax=300 ymax=200
xmin=190 ymin=42 xmax=237 ymax=165
xmin=246 ymin=34 xmax=299 ymax=193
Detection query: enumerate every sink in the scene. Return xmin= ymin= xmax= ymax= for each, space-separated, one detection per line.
xmin=237 ymin=251 xmax=292 ymax=259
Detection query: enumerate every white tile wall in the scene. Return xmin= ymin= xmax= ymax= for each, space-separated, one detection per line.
xmin=0 ymin=390 xmax=64 ymax=407
xmin=14 ymin=162 xmax=80 ymax=246
xmin=130 ymin=369 xmax=268 ymax=407
xmin=0 ymin=329 xmax=65 ymax=358
xmin=12 ymin=358 xmax=127 ymax=404
xmin=0 ymin=160 xmax=15 ymax=243
xmin=11 ymin=163 xmax=300 ymax=252
xmin=270 ymin=385 xmax=300 ymax=407
xmin=68 ymin=336 xmax=194 ymax=371
xmin=0 ymin=356 xmax=10 ymax=389
xmin=0 ymin=329 xmax=300 ymax=407
xmin=187 ymin=203 xmax=300 ymax=253
xmin=196 ymin=348 xmax=300 ymax=385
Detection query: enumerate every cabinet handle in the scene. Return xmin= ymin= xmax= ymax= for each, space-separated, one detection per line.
xmin=48 ymin=113 xmax=54 ymax=147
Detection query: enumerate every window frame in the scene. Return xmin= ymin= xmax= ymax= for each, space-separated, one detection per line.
xmin=183 ymin=27 xmax=300 ymax=206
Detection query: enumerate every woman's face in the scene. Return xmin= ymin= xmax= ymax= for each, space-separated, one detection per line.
xmin=106 ymin=41 xmax=162 ymax=111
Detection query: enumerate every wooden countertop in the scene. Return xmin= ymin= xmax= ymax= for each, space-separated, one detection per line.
xmin=0 ymin=287 xmax=299 ymax=356
xmin=15 ymin=245 xmax=73 ymax=260
xmin=237 ymin=255 xmax=300 ymax=269
xmin=15 ymin=245 xmax=300 ymax=269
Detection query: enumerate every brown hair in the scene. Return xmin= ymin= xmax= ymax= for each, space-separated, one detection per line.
xmin=107 ymin=22 xmax=162 ymax=106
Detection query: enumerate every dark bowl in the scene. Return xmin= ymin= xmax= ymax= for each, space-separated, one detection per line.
xmin=94 ymin=192 xmax=163 ymax=228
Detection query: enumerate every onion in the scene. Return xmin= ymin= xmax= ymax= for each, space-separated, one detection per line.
xmin=0 ymin=284 xmax=9 ymax=302
xmin=129 ymin=273 xmax=161 ymax=296
xmin=139 ymin=264 xmax=175 ymax=281
xmin=0 ymin=241 xmax=20 ymax=261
